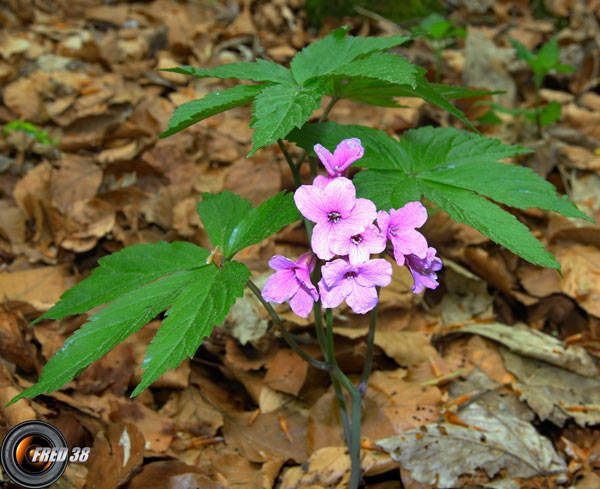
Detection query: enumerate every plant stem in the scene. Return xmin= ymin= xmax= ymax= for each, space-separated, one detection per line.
xmin=325 ymin=307 xmax=352 ymax=447
xmin=277 ymin=139 xmax=301 ymax=187
xmin=534 ymin=87 xmax=542 ymax=138
xmin=357 ymin=295 xmax=379 ymax=397
xmin=245 ymin=279 xmax=330 ymax=372
xmin=434 ymin=46 xmax=442 ymax=83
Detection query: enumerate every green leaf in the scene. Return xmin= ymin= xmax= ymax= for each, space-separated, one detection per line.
xmin=32 ymin=242 xmax=209 ymax=326
xmin=197 ymin=190 xmax=301 ymax=258
xmin=160 ymin=84 xmax=263 ymax=138
xmin=290 ymin=28 xmax=411 ymax=85
xmin=8 ymin=268 xmax=202 ymax=405
xmin=330 ymin=53 xmax=419 ymax=88
xmin=354 ymin=170 xmax=422 ymax=210
xmin=287 ymin=122 xmax=407 ymax=171
xmin=429 ymin=84 xmax=504 ymax=99
xmin=249 ymin=83 xmax=322 ymax=154
xmin=539 ymin=101 xmax=562 ymax=127
xmin=510 ymin=39 xmax=534 ymax=63
xmin=535 ymin=38 xmax=560 ymax=72
xmin=290 ymin=122 xmax=592 ymax=268
xmin=162 ymin=60 xmax=294 ymax=84
xmin=132 ymin=260 xmax=250 ymax=396
xmin=420 ymin=180 xmax=560 ymax=269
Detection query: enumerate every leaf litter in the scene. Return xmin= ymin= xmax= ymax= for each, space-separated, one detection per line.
xmin=1 ymin=0 xmax=600 ymax=488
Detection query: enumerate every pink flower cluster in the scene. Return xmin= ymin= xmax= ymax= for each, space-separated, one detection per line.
xmin=262 ymin=138 xmax=442 ymax=318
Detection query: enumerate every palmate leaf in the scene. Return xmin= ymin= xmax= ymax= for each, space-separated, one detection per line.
xmin=8 ymin=268 xmax=201 ymax=405
xmin=163 ymin=60 xmax=294 ymax=85
xmin=249 ymin=83 xmax=322 ymax=155
xmin=9 ymin=187 xmax=300 ymax=404
xmin=330 ymin=53 xmax=420 ymax=88
xmin=132 ymin=260 xmax=250 ymax=396
xmin=336 ymin=76 xmax=476 ymax=129
xmin=288 ymin=122 xmax=592 ymax=269
xmin=32 ymin=242 xmax=210 ymax=325
xmin=197 ymin=190 xmax=301 ymax=258
xmin=160 ymin=84 xmax=263 ymax=138
xmin=290 ymin=26 xmax=411 ymax=85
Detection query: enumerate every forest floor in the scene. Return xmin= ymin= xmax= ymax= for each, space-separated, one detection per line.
xmin=0 ymin=0 xmax=599 ymax=488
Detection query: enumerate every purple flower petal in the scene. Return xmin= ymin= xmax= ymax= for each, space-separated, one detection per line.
xmin=312 ymin=175 xmax=331 ymax=189
xmin=330 ymin=138 xmax=364 ymax=175
xmin=376 ymin=210 xmax=390 ymax=235
xmin=289 ymin=286 xmax=316 ymax=318
xmin=319 ymin=278 xmax=353 ymax=309
xmin=262 ymin=269 xmax=299 ymax=303
xmin=355 ymin=259 xmax=393 ymax=288
xmin=321 ymin=258 xmax=352 ymax=288
xmin=311 ymin=222 xmax=335 ymax=260
xmin=390 ymin=229 xmax=428 ymax=263
xmin=346 ymin=280 xmax=378 ymax=314
xmin=323 ymin=177 xmax=356 ymax=218
xmin=268 ymin=254 xmax=297 ymax=271
xmin=314 ymin=143 xmax=335 ymax=175
xmin=294 ymin=184 xmax=328 ymax=222
xmin=389 ymin=202 xmax=428 ymax=229
xmin=336 ymin=198 xmax=377 ymax=237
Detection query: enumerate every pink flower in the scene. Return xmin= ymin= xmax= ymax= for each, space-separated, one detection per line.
xmin=262 ymin=253 xmax=319 ymax=318
xmin=377 ymin=202 xmax=429 ymax=266
xmin=315 ymin=138 xmax=364 ymax=178
xmin=318 ymin=258 xmax=392 ymax=314
xmin=294 ymin=177 xmax=376 ymax=260
xmin=330 ymin=224 xmax=386 ymax=265
xmin=406 ymin=247 xmax=442 ymax=294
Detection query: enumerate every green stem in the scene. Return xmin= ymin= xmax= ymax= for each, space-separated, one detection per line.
xmin=325 ymin=307 xmax=352 ymax=448
xmin=357 ymin=294 xmax=379 ymax=397
xmin=245 ymin=279 xmax=330 ymax=372
xmin=534 ymin=87 xmax=542 ymax=138
xmin=277 ymin=139 xmax=301 ymax=188
xmin=434 ymin=46 xmax=442 ymax=83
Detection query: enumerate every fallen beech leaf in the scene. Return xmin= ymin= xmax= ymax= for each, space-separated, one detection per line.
xmin=125 ymin=460 xmax=225 ymax=489
xmin=0 ymin=266 xmax=75 ymax=310
xmin=455 ymin=322 xmax=596 ymax=376
xmin=442 ymin=260 xmax=494 ymax=326
xmin=223 ymin=408 xmax=308 ymax=463
xmin=264 ymin=349 xmax=308 ymax=396
xmin=159 ymin=386 xmax=223 ymax=438
xmin=553 ymin=244 xmax=600 ymax=318
xmin=85 ymin=423 xmax=144 ymax=489
xmin=501 ymin=348 xmax=600 ymax=427
xmin=50 ymin=155 xmax=102 ymax=213
xmin=279 ymin=446 xmax=396 ymax=489
xmin=378 ymin=396 xmax=566 ymax=487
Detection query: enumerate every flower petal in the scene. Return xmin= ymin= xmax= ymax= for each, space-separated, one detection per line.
xmin=348 ymin=241 xmax=370 ymax=265
xmin=346 ymin=281 xmax=378 ymax=314
xmin=289 ymin=286 xmax=316 ymax=318
xmin=321 ymin=258 xmax=352 ymax=288
xmin=355 ymin=259 xmax=393 ymax=287
xmin=331 ymin=138 xmax=364 ymax=175
xmin=313 ymin=175 xmax=332 ymax=189
xmin=294 ymin=267 xmax=319 ymax=299
xmin=376 ymin=210 xmax=390 ymax=236
xmin=337 ymin=198 xmax=376 ymax=236
xmin=262 ymin=269 xmax=299 ymax=303
xmin=268 ymin=255 xmax=297 ymax=271
xmin=314 ymin=143 xmax=335 ymax=175
xmin=391 ymin=229 xmax=428 ymax=261
xmin=390 ymin=201 xmax=428 ymax=229
xmin=319 ymin=278 xmax=352 ymax=309
xmin=311 ymin=222 xmax=335 ymax=260
xmin=322 ymin=177 xmax=356 ymax=217
xmin=294 ymin=184 xmax=328 ymax=223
